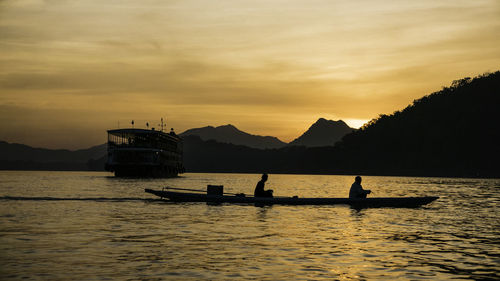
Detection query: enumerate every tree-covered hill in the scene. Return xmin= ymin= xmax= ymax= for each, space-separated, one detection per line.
xmin=334 ymin=71 xmax=500 ymax=177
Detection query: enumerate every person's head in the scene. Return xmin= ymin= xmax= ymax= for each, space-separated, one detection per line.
xmin=261 ymin=173 xmax=268 ymax=181
xmin=355 ymin=176 xmax=362 ymax=183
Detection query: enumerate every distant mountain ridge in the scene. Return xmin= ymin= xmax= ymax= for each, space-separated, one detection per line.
xmin=289 ymin=118 xmax=354 ymax=147
xmin=180 ymin=119 xmax=354 ymax=149
xmin=0 ymin=141 xmax=106 ymax=170
xmin=0 ymin=118 xmax=354 ymax=170
xmin=180 ymin=124 xmax=287 ymax=149
xmin=0 ymin=141 xmax=106 ymax=162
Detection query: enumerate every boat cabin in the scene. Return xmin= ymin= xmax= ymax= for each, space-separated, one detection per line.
xmin=105 ymin=128 xmax=184 ymax=177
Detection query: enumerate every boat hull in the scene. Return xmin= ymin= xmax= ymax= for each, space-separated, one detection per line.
xmin=145 ymin=189 xmax=438 ymax=208
xmin=110 ymin=164 xmax=182 ymax=178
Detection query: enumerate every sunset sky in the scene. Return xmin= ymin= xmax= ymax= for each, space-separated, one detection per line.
xmin=1 ymin=0 xmax=499 ymax=149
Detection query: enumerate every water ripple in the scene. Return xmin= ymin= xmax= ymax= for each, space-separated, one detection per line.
xmin=0 ymin=172 xmax=499 ymax=280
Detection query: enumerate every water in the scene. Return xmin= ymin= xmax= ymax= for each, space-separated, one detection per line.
xmin=0 ymin=171 xmax=498 ymax=280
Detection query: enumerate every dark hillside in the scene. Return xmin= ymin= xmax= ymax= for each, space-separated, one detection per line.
xmin=334 ymin=72 xmax=500 ymax=177
xmin=182 ymin=135 xmax=309 ymax=174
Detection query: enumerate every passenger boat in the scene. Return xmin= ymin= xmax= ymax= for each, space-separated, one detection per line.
xmin=145 ymin=186 xmax=438 ymax=208
xmin=105 ymin=121 xmax=185 ymax=177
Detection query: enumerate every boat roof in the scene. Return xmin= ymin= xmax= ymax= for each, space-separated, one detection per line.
xmin=107 ymin=128 xmax=178 ymax=139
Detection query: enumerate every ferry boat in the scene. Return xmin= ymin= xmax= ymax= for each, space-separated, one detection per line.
xmin=105 ymin=122 xmax=185 ymax=177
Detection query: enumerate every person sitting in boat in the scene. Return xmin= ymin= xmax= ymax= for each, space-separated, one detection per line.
xmin=349 ymin=176 xmax=371 ymax=198
xmin=254 ymin=173 xmax=273 ymax=197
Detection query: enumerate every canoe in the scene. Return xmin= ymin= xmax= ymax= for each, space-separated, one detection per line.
xmin=144 ymin=189 xmax=438 ymax=208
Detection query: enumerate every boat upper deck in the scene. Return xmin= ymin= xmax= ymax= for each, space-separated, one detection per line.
xmin=107 ymin=128 xmax=182 ymax=151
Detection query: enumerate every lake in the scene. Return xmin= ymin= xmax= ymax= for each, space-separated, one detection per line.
xmin=0 ymin=171 xmax=498 ymax=280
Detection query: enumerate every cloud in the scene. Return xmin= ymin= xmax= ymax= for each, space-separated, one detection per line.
xmin=1 ymin=0 xmax=499 ymax=148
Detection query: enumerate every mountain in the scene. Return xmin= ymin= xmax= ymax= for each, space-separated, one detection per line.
xmin=0 ymin=141 xmax=107 ymax=171
xmin=289 ymin=118 xmax=354 ymax=147
xmin=180 ymin=124 xmax=287 ymax=149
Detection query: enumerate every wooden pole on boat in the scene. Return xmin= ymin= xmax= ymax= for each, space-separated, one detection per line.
xmin=160 ymin=186 xmax=293 ymax=198
xmin=163 ymin=186 xmax=241 ymax=196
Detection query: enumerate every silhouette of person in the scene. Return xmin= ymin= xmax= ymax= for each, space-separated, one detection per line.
xmin=254 ymin=173 xmax=273 ymax=197
xmin=349 ymin=176 xmax=371 ymax=198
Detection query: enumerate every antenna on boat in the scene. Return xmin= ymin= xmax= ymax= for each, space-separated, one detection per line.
xmin=159 ymin=118 xmax=166 ymax=132
xmin=146 ymin=122 xmax=149 ymax=129
xmin=131 ymin=120 xmax=134 ymax=128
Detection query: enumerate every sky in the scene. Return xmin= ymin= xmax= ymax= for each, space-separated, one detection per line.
xmin=1 ymin=0 xmax=499 ymax=149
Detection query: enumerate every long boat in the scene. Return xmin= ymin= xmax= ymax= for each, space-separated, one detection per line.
xmin=144 ymin=188 xmax=438 ymax=208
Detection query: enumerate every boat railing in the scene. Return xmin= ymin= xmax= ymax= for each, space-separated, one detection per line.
xmin=108 ymin=141 xmax=178 ymax=151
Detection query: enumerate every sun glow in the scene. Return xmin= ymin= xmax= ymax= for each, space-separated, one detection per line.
xmin=344 ymin=119 xmax=370 ymax=129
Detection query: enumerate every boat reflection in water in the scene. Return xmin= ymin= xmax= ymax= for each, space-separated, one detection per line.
xmin=105 ymin=126 xmax=185 ymax=177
